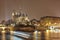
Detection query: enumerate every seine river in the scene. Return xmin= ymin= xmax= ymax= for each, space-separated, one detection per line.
xmin=0 ymin=30 xmax=60 ymax=40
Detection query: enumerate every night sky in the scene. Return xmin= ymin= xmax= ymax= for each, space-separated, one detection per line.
xmin=0 ymin=0 xmax=60 ymax=22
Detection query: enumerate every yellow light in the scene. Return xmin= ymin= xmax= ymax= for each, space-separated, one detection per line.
xmin=45 ymin=23 xmax=49 ymax=26
xmin=12 ymin=12 xmax=14 ymax=16
xmin=2 ymin=27 xmax=6 ymax=30
xmin=46 ymin=30 xmax=50 ymax=40
xmin=38 ymin=31 xmax=41 ymax=34
xmin=50 ymin=30 xmax=54 ymax=32
xmin=10 ymin=31 xmax=13 ymax=34
xmin=54 ymin=23 xmax=57 ymax=24
xmin=49 ymin=22 xmax=51 ymax=24
xmin=34 ymin=30 xmax=38 ymax=33
xmin=2 ymin=31 xmax=5 ymax=33
xmin=46 ymin=30 xmax=49 ymax=33
xmin=1 ymin=27 xmax=6 ymax=33
xmin=46 ymin=30 xmax=50 ymax=37
xmin=10 ymin=31 xmax=13 ymax=33
xmin=45 ymin=22 xmax=51 ymax=26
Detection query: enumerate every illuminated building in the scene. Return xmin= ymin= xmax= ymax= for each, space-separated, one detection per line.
xmin=12 ymin=11 xmax=30 ymax=25
xmin=0 ymin=24 xmax=13 ymax=33
xmin=40 ymin=16 xmax=60 ymax=30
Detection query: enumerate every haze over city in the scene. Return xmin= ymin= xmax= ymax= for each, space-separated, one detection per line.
xmin=0 ymin=0 xmax=60 ymax=22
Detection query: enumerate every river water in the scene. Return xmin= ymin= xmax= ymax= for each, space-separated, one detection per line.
xmin=0 ymin=30 xmax=60 ymax=40
xmin=33 ymin=30 xmax=60 ymax=40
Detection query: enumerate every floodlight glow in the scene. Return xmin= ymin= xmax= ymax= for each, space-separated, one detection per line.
xmin=49 ymin=26 xmax=54 ymax=30
xmin=2 ymin=27 xmax=6 ymax=30
xmin=2 ymin=31 xmax=5 ymax=33
xmin=46 ymin=30 xmax=49 ymax=33
xmin=12 ymin=12 xmax=14 ymax=16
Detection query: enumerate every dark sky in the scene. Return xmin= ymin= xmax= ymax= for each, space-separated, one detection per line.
xmin=0 ymin=0 xmax=60 ymax=22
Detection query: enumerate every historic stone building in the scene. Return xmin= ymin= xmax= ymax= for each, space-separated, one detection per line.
xmin=40 ymin=16 xmax=60 ymax=30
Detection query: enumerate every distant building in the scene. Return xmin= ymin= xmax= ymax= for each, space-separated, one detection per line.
xmin=40 ymin=16 xmax=60 ymax=29
xmin=12 ymin=11 xmax=30 ymax=25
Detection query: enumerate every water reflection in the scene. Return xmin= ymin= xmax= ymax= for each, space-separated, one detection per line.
xmin=2 ymin=32 xmax=5 ymax=40
xmin=1 ymin=30 xmax=60 ymax=40
xmin=1 ymin=31 xmax=25 ymax=40
xmin=33 ymin=30 xmax=60 ymax=40
xmin=33 ymin=30 xmax=41 ymax=40
xmin=45 ymin=30 xmax=60 ymax=40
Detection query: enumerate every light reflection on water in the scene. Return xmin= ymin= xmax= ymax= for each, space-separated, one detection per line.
xmin=1 ymin=30 xmax=60 ymax=40
xmin=33 ymin=31 xmax=41 ymax=40
xmin=45 ymin=30 xmax=60 ymax=40
xmin=2 ymin=32 xmax=5 ymax=40
xmin=1 ymin=32 xmax=25 ymax=40
xmin=33 ymin=30 xmax=60 ymax=40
